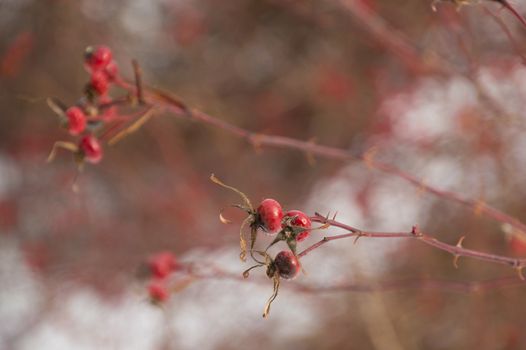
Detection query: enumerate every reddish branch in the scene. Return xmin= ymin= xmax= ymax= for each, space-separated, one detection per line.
xmin=339 ymin=0 xmax=526 ymax=130
xmin=302 ymin=213 xmax=526 ymax=278
xmin=482 ymin=5 xmax=526 ymax=64
xmin=180 ymin=263 xmax=526 ymax=294
xmin=113 ymin=76 xmax=526 ymax=241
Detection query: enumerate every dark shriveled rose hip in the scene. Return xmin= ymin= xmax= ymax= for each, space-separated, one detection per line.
xmin=274 ymin=250 xmax=301 ymax=280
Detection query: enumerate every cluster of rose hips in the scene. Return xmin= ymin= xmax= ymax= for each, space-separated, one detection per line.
xmin=211 ymin=175 xmax=323 ymax=317
xmin=140 ymin=251 xmax=179 ymax=304
xmin=47 ymin=45 xmax=121 ymax=166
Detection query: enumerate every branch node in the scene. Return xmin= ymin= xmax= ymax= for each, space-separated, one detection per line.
xmin=353 ymin=232 xmax=364 ymax=244
xmin=363 ymin=146 xmax=378 ymax=170
xmin=411 ymin=225 xmax=422 ymax=236
xmin=473 ymin=199 xmax=486 ymax=217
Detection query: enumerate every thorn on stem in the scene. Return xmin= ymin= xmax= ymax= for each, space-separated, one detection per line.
xmin=456 ymin=235 xmax=466 ymax=248
xmin=132 ymin=59 xmax=144 ymax=104
xmin=516 ymin=266 xmax=525 ymax=281
xmin=353 ymin=232 xmax=364 ymax=244
xmin=363 ymin=146 xmax=378 ymax=170
xmin=473 ymin=199 xmax=485 ymax=216
xmin=453 ymin=255 xmax=460 ymax=269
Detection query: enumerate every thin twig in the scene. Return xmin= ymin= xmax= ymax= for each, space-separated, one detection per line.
xmin=132 ymin=59 xmax=144 ymax=104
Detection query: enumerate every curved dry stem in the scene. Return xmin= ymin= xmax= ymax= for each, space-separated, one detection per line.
xmin=262 ymin=274 xmax=280 ymax=318
xmin=46 ymin=97 xmax=67 ymax=116
xmin=218 ymin=208 xmax=233 ymax=224
xmin=47 ymin=141 xmax=78 ymax=163
xmin=108 ymin=106 xmax=156 ymax=146
xmin=210 ymin=174 xmax=253 ymax=211
xmin=238 ymin=216 xmax=252 ymax=262
xmin=242 ymin=264 xmax=264 ymax=278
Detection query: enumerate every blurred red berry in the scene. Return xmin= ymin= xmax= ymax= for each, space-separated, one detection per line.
xmin=148 ymin=252 xmax=178 ymax=279
xmin=148 ymin=280 xmax=169 ymax=303
xmin=90 ymin=70 xmax=109 ymax=95
xmin=510 ymin=236 xmax=526 ymax=255
xmin=274 ymin=251 xmax=301 ymax=280
xmin=65 ymin=106 xmax=86 ymax=135
xmin=283 ymin=210 xmax=312 ymax=242
xmin=78 ymin=135 xmax=103 ymax=163
xmin=257 ymin=199 xmax=283 ymax=233
xmin=84 ymin=45 xmax=113 ymax=71
xmin=104 ymin=60 xmax=119 ymax=81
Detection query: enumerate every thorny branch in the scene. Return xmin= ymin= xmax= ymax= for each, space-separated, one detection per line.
xmin=112 ymin=76 xmax=526 ymax=242
xmin=178 ymin=262 xmax=526 ymax=294
xmin=301 ymin=213 xmax=526 ymax=279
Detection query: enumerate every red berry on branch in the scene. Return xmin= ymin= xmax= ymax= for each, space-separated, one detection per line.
xmin=148 ymin=280 xmax=169 ymax=303
xmin=104 ymin=60 xmax=119 ymax=81
xmin=78 ymin=135 xmax=103 ymax=163
xmin=65 ymin=106 xmax=86 ymax=135
xmin=510 ymin=236 xmax=526 ymax=255
xmin=84 ymin=45 xmax=113 ymax=72
xmin=90 ymin=70 xmax=109 ymax=96
xmin=148 ymin=252 xmax=178 ymax=279
xmin=283 ymin=210 xmax=312 ymax=242
xmin=274 ymin=251 xmax=301 ymax=280
xmin=257 ymin=198 xmax=283 ymax=233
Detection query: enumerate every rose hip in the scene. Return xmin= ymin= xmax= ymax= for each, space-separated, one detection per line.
xmin=283 ymin=210 xmax=312 ymax=242
xmin=274 ymin=251 xmax=301 ymax=280
xmin=148 ymin=252 xmax=178 ymax=279
xmin=257 ymin=199 xmax=283 ymax=234
xmin=148 ymin=280 xmax=169 ymax=303
xmin=90 ymin=70 xmax=109 ymax=95
xmin=65 ymin=106 xmax=86 ymax=135
xmin=78 ymin=135 xmax=103 ymax=163
xmin=84 ymin=45 xmax=113 ymax=72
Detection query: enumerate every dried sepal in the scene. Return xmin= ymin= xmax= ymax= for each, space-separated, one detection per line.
xmin=250 ymin=224 xmax=258 ymax=250
xmin=46 ymin=97 xmax=67 ymax=117
xmin=209 ymin=174 xmax=253 ymax=211
xmin=242 ymin=264 xmax=263 ymax=278
xmin=47 ymin=141 xmax=79 ymax=163
xmin=219 ymin=209 xmax=233 ymax=224
xmin=238 ymin=216 xmax=252 ymax=262
xmin=108 ymin=106 xmax=156 ymax=146
xmin=262 ymin=273 xmax=280 ymax=318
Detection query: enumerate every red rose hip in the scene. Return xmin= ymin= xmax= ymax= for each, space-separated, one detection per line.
xmin=257 ymin=198 xmax=283 ymax=233
xmin=104 ymin=60 xmax=119 ymax=81
xmin=274 ymin=251 xmax=301 ymax=280
xmin=148 ymin=252 xmax=177 ymax=279
xmin=90 ymin=70 xmax=109 ymax=95
xmin=148 ymin=280 xmax=169 ymax=303
xmin=65 ymin=106 xmax=86 ymax=135
xmin=283 ymin=210 xmax=312 ymax=242
xmin=78 ymin=135 xmax=103 ymax=163
xmin=84 ymin=45 xmax=113 ymax=71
